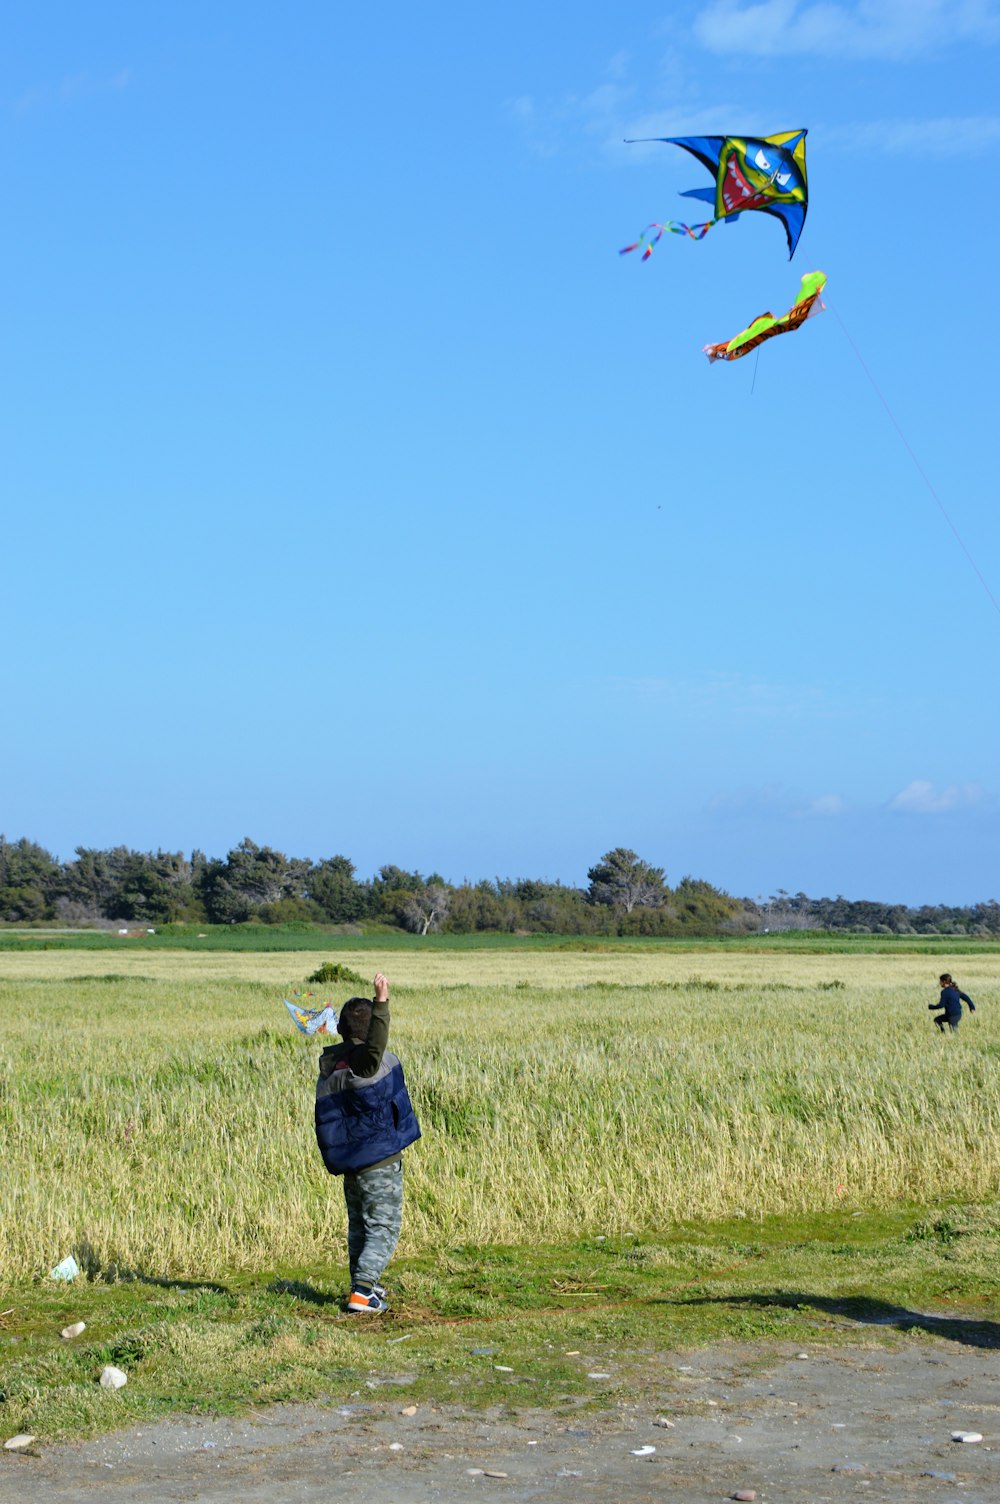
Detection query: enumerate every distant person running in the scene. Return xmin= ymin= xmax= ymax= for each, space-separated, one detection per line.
xmin=314 ymin=971 xmax=420 ymax=1313
xmin=929 ymin=973 xmax=976 ymax=1033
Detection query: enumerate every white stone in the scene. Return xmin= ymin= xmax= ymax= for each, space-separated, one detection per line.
xmin=100 ymin=1365 xmax=128 ymax=1390
xmin=4 ymin=1435 xmax=36 ymax=1451
xmin=952 ymin=1431 xmax=983 ymax=1443
xmin=61 ymin=1322 xmax=86 ymax=1340
xmin=630 ymin=1444 xmax=656 ymax=1456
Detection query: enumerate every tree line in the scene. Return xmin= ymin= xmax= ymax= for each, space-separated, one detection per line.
xmin=0 ymin=836 xmax=997 ymax=936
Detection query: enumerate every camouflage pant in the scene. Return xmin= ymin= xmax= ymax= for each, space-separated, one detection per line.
xmin=343 ymin=1157 xmax=404 ymax=1290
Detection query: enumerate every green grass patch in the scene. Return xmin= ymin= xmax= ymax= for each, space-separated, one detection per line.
xmin=3 ymin=925 xmax=1000 ymax=954
xmin=2 ymin=1207 xmax=998 ymax=1442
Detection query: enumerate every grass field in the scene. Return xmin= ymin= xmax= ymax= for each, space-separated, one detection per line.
xmin=1 ymin=943 xmax=998 ymax=1440
xmin=2 ymin=946 xmax=997 ymax=1278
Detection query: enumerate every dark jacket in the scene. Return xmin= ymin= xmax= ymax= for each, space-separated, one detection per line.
xmin=930 ymin=986 xmax=975 ymax=1022
xmin=314 ymin=998 xmax=420 ymax=1175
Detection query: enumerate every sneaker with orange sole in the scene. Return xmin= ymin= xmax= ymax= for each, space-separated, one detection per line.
xmin=347 ymin=1289 xmax=388 ymax=1314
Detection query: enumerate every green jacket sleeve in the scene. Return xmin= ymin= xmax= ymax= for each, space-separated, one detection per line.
xmin=346 ymin=997 xmax=389 ymax=1078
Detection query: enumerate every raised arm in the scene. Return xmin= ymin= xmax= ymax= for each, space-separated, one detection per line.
xmin=346 ymin=972 xmax=391 ymax=1078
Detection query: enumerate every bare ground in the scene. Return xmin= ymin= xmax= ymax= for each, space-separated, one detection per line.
xmin=4 ymin=1340 xmax=999 ymax=1504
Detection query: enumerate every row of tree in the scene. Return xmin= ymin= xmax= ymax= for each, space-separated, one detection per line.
xmin=0 ymin=838 xmax=736 ymax=934
xmin=752 ymin=888 xmax=1000 ymax=937
xmin=1 ymin=836 xmax=998 ymax=936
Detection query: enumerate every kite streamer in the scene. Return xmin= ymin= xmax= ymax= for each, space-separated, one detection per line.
xmin=619 ymin=219 xmax=716 ymax=259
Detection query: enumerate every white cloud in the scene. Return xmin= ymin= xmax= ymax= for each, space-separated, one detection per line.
xmin=707 ymin=783 xmax=788 ymax=813
xmin=612 ymin=672 xmax=839 ymax=720
xmin=506 ymin=44 xmax=737 ymax=162
xmin=705 ymin=786 xmax=849 ymax=817
xmin=827 ymin=115 xmax=1000 ymax=155
xmin=887 ymin=779 xmax=985 ymax=814
xmin=617 ymin=104 xmax=742 ymax=161
xmin=808 ymin=794 xmax=847 ymax=816
xmin=693 ymin=0 xmax=1000 ymax=60
xmin=13 ymin=68 xmax=132 ymax=116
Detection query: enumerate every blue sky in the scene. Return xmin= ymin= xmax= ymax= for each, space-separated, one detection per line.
xmin=3 ymin=1 xmax=999 ymax=903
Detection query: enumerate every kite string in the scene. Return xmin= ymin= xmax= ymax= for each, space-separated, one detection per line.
xmin=829 ymin=301 xmax=1000 ymax=622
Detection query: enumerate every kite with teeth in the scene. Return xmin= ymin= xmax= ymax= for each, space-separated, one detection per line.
xmin=621 ymin=129 xmax=808 ymax=261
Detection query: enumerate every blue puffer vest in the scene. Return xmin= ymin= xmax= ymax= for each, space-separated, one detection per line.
xmin=315 ymin=1057 xmax=421 ymax=1175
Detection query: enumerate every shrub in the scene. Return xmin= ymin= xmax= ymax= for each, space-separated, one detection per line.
xmin=307 ymin=961 xmax=367 ymax=986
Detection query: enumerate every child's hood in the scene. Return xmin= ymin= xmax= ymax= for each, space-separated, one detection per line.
xmin=318 ymin=1043 xmax=347 ymax=1079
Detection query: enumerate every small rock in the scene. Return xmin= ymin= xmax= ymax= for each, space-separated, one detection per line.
xmin=587 ymin=1372 xmax=611 ymax=1379
xmin=99 ymin=1365 xmax=128 ymax=1391
xmin=564 ymin=1350 xmax=581 ymax=1356
xmin=556 ymin=1468 xmax=582 ymax=1477
xmin=483 ymin=1471 xmax=508 ymax=1478
xmin=61 ymin=1322 xmax=86 ymax=1340
xmin=952 ymin=1431 xmax=983 ymax=1443
xmin=630 ymin=1444 xmax=656 ymax=1456
xmin=400 ymin=1405 xmax=417 ymax=1416
xmin=4 ymin=1435 xmax=36 ymax=1451
xmin=653 ymin=1417 xmax=675 ymax=1428
xmin=388 ymin=1442 xmax=404 ymax=1451
xmin=471 ymin=1347 xmax=496 ymax=1356
xmin=494 ymin=1365 xmax=514 ymax=1372
xmin=796 ymin=1352 xmax=809 ymax=1360
xmin=733 ymin=1492 xmax=757 ymax=1501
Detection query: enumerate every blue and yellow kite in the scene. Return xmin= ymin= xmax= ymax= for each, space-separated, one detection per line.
xmin=621 ymin=129 xmax=808 ymax=262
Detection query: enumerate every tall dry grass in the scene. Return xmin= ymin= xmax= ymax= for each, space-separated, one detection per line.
xmin=0 ymin=949 xmax=997 ymax=1280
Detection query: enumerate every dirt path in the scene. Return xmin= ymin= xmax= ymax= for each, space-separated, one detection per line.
xmin=3 ymin=1341 xmax=998 ymax=1504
